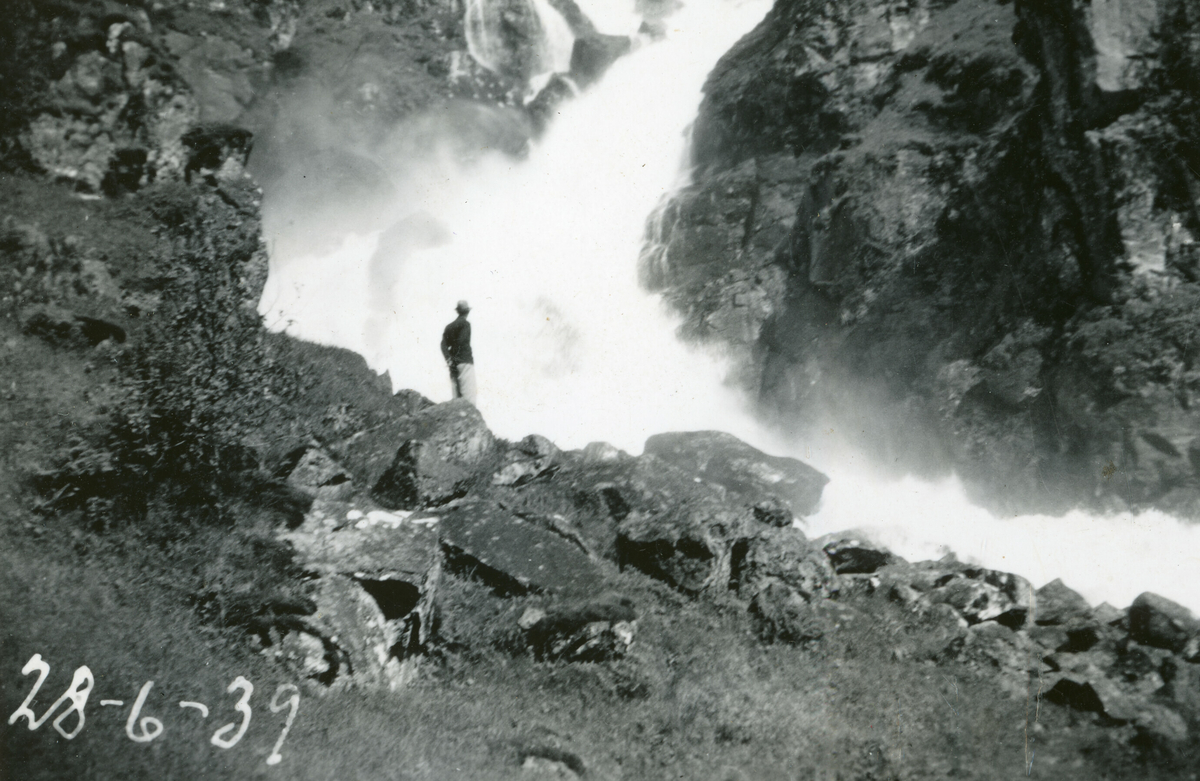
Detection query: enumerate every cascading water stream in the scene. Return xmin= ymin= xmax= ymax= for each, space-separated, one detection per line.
xmin=465 ymin=0 xmax=574 ymax=79
xmin=259 ymin=0 xmax=1200 ymax=614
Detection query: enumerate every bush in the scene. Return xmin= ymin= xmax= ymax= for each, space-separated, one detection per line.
xmin=38 ymin=203 xmax=300 ymax=527
xmin=141 ymin=181 xmax=198 ymax=232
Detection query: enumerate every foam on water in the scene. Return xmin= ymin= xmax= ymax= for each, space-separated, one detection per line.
xmin=807 ymin=470 xmax=1200 ymax=613
xmin=259 ymin=0 xmax=1200 ymax=615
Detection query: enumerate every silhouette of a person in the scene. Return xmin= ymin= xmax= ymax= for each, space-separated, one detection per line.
xmin=441 ymin=300 xmax=476 ymax=404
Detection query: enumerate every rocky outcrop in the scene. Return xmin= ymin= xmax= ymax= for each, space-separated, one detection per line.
xmin=734 ymin=526 xmax=838 ymax=601
xmin=1129 ymin=592 xmax=1200 ymax=657
xmin=440 ymin=498 xmax=605 ymax=595
xmin=749 ymin=580 xmax=827 ymax=644
xmin=277 ymin=499 xmax=442 ymax=689
xmin=868 ymin=555 xmax=1199 ymax=740
xmin=818 ymin=533 xmax=898 ymax=575
xmin=20 ymin=14 xmax=199 ymax=193
xmin=1036 ymin=578 xmax=1094 ymax=626
xmin=332 ymin=398 xmax=497 ymax=507
xmin=646 ymin=0 xmax=1200 ymax=515
xmin=616 ymin=495 xmax=753 ymax=595
xmin=643 ymin=430 xmax=828 ymax=520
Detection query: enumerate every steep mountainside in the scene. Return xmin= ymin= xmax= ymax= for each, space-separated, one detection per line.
xmin=648 ymin=0 xmax=1200 ymax=515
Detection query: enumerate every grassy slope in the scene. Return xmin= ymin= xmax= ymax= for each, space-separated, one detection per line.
xmin=4 ymin=480 xmax=1171 ymax=780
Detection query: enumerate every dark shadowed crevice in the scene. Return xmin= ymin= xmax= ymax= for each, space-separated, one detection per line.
xmin=441 ymin=543 xmax=532 ymax=597
xmin=1045 ymin=678 xmax=1104 ymax=714
xmin=356 ymin=578 xmax=421 ymax=620
xmin=600 ymin=486 xmax=632 ymax=521
xmin=617 ymin=536 xmax=713 ymax=594
xmin=994 ymin=608 xmax=1029 ymax=631
xmin=728 ymin=538 xmax=750 ymax=591
xmin=1059 ymin=625 xmax=1102 ymax=653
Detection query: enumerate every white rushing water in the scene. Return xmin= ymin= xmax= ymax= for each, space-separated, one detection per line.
xmin=259 ymin=0 xmax=1200 ymax=614
xmin=465 ymin=0 xmax=574 ymax=78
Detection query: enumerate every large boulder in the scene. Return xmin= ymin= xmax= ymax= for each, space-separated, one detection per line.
xmin=511 ymin=445 xmax=757 ymax=572
xmin=733 ymin=526 xmax=837 ymax=601
xmin=1128 ymin=592 xmax=1200 ymax=654
xmin=492 ymin=434 xmax=561 ymax=487
xmin=644 ymin=431 xmax=828 ymax=519
xmin=1035 ymin=578 xmax=1092 ymax=625
xmin=928 ymin=579 xmax=1015 ymax=626
xmin=278 ymin=499 xmax=442 ymax=689
xmin=329 ymin=399 xmax=496 ymax=508
xmin=374 ymin=440 xmax=475 ymax=509
xmin=926 ymin=567 xmax=1032 ymax=629
xmin=616 ymin=494 xmax=753 ymax=595
xmin=817 ymin=533 xmax=898 ymax=575
xmin=439 ymin=499 xmax=604 ymax=595
xmin=282 ymin=446 xmax=354 ymax=500
xmin=303 ymin=574 xmax=420 ymax=690
xmin=1047 ymin=672 xmax=1188 ymax=742
xmin=944 ymin=620 xmax=1046 ymax=679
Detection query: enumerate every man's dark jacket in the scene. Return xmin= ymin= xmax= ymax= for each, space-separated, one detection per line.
xmin=441 ymin=316 xmax=473 ymax=365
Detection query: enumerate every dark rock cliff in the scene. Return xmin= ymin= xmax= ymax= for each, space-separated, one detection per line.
xmin=646 ymin=0 xmax=1200 ymax=515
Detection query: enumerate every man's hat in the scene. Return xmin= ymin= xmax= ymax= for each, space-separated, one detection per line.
xmin=455 ymin=300 xmax=471 ymax=313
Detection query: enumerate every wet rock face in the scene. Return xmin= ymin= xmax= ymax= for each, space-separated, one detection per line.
xmin=465 ymin=0 xmax=561 ymax=82
xmin=648 ymin=0 xmax=1200 ymax=514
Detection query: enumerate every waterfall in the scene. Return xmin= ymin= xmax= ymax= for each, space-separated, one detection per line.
xmin=258 ymin=0 xmax=1200 ymax=615
xmin=260 ymin=0 xmax=775 ymax=449
xmin=464 ymin=0 xmax=575 ymax=80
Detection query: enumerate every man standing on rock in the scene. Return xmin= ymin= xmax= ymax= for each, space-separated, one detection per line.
xmin=441 ymin=300 xmax=476 ymax=404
